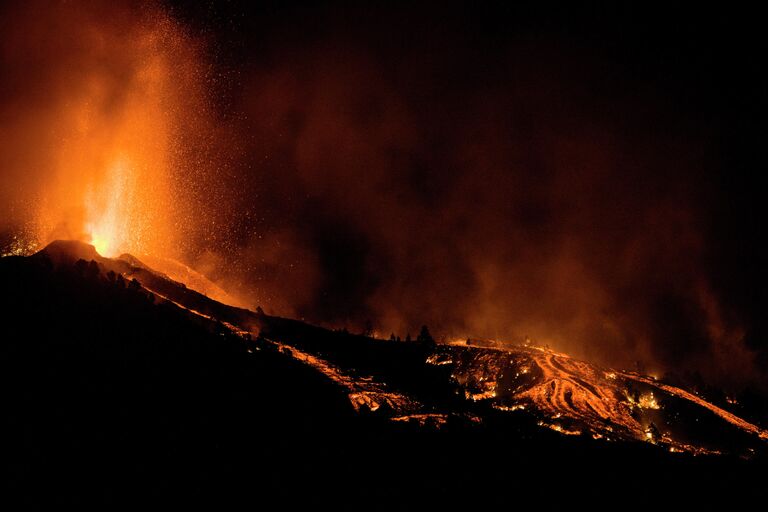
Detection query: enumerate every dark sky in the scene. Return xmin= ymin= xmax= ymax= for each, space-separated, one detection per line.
xmin=173 ymin=1 xmax=767 ymax=385
xmin=3 ymin=1 xmax=767 ymax=388
xmin=168 ymin=2 xmax=766 ymax=380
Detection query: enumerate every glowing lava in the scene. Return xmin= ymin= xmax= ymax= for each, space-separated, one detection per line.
xmin=85 ymin=159 xmax=132 ymax=257
xmin=435 ymin=341 xmax=768 ymax=455
xmin=0 ymin=3 xmax=245 ymax=306
xmin=4 ymin=3 xmax=218 ymax=266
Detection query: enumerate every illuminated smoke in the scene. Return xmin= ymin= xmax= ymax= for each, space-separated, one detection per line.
xmin=0 ymin=2 xmax=762 ymax=388
xmin=220 ymin=36 xmax=761 ymax=388
xmin=0 ymin=0 xmax=219 ymax=263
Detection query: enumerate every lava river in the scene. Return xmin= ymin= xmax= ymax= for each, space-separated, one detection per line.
xmin=431 ymin=343 xmax=768 ymax=455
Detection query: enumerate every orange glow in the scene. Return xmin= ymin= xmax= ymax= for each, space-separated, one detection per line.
xmin=85 ymin=159 xmax=131 ymax=256
xmin=20 ymin=5 xmax=211 ymax=265
xmin=437 ymin=342 xmax=768 ymax=454
xmin=38 ymin=48 xmax=175 ymax=258
xmin=0 ymin=2 xmax=252 ymax=309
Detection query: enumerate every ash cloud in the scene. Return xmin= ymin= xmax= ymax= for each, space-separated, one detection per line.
xmin=0 ymin=0 xmax=231 ymax=262
xmin=2 ymin=2 xmax=766 ymax=389
xmin=213 ymin=6 xmax=766 ymax=389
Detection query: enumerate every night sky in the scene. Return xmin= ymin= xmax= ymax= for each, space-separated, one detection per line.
xmin=2 ymin=1 xmax=767 ymax=388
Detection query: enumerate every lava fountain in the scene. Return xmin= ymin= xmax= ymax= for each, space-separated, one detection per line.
xmin=85 ymin=158 xmax=135 ymax=257
xmin=0 ymin=1 xmax=217 ymax=264
xmin=35 ymin=11 xmax=181 ymax=260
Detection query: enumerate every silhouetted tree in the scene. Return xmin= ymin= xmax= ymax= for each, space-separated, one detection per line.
xmin=405 ymin=333 xmax=412 ymax=343
xmin=362 ymin=320 xmax=373 ymax=337
xmin=389 ymin=333 xmax=397 ymax=342
xmin=416 ymin=325 xmax=435 ymax=348
xmin=86 ymin=260 xmax=100 ymax=280
xmin=75 ymin=258 xmax=88 ymax=276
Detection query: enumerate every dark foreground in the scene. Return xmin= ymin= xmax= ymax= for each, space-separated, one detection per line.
xmin=1 ymin=245 xmax=766 ymax=508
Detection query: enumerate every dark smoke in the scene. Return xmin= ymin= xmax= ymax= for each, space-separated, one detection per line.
xmin=196 ymin=3 xmax=767 ymax=389
xmin=2 ymin=1 xmax=766 ymax=389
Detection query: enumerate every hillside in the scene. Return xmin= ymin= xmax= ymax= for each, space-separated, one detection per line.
xmin=1 ymin=241 xmax=767 ymax=507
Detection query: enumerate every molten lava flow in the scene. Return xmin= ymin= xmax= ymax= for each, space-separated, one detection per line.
xmin=436 ymin=341 xmax=768 ymax=455
xmin=263 ymin=339 xmax=421 ymax=415
xmin=623 ymin=372 xmax=768 ymax=441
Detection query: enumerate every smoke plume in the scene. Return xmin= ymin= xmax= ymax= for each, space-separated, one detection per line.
xmin=1 ymin=1 xmax=764 ymax=388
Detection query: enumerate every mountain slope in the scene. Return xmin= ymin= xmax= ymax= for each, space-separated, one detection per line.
xmin=2 ymin=240 xmax=767 ymax=506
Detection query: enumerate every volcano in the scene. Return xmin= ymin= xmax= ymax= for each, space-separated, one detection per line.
xmin=2 ymin=240 xmax=766 ymax=506
xmin=4 ymin=1 xmax=768 ymax=506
